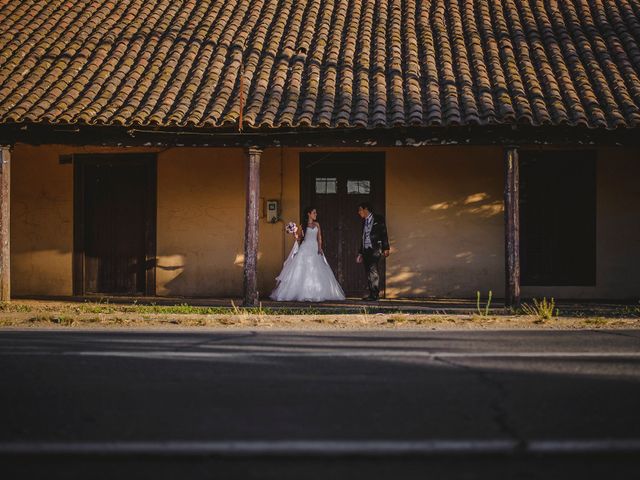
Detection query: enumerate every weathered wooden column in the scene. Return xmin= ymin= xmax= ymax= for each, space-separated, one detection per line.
xmin=504 ymin=146 xmax=520 ymax=309
xmin=243 ymin=147 xmax=262 ymax=307
xmin=0 ymin=146 xmax=10 ymax=302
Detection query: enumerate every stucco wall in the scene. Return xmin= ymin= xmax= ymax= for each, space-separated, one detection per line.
xmin=257 ymin=148 xmax=299 ymax=297
xmin=155 ymin=148 xmax=245 ymax=297
xmin=156 ymin=147 xmax=299 ymax=297
xmin=9 ymin=144 xmax=640 ymax=300
xmin=386 ymin=146 xmax=505 ymax=298
xmin=11 ymin=144 xmax=74 ymax=295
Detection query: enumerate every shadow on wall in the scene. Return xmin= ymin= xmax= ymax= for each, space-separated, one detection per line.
xmin=156 ymin=251 xmax=259 ymax=298
xmin=386 ymin=191 xmax=504 ymax=298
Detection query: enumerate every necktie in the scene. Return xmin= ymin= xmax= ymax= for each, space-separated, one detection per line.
xmin=364 ymin=216 xmax=372 ymax=247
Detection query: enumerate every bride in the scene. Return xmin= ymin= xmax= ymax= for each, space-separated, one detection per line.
xmin=270 ymin=207 xmax=346 ymax=302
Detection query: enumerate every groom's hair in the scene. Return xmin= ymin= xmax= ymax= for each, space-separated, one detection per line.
xmin=358 ymin=201 xmax=373 ymax=212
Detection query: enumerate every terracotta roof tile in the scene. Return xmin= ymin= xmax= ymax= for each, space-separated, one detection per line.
xmin=0 ymin=0 xmax=639 ymax=129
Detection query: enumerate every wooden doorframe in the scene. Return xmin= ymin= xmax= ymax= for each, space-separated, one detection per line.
xmin=299 ymin=152 xmax=386 ymax=297
xmin=73 ymin=153 xmax=157 ymax=296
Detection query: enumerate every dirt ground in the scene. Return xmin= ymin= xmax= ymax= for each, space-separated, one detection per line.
xmin=1 ymin=300 xmax=639 ymax=330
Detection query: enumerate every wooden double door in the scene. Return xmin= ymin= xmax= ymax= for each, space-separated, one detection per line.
xmin=300 ymin=153 xmax=385 ymax=297
xmin=74 ymin=154 xmax=156 ymax=296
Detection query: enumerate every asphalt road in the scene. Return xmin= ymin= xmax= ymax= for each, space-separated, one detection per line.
xmin=1 ymin=329 xmax=639 ymax=479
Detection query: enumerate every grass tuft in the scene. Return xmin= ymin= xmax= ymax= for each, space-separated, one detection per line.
xmin=0 ymin=302 xmax=32 ymax=313
xmin=520 ymin=297 xmax=559 ymax=322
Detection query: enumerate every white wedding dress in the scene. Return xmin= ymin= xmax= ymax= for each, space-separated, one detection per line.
xmin=270 ymin=226 xmax=346 ymax=302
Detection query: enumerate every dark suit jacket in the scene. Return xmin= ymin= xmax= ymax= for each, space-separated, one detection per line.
xmin=359 ymin=213 xmax=390 ymax=255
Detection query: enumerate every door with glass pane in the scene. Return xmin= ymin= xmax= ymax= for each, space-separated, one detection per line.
xmin=300 ymin=153 xmax=385 ymax=297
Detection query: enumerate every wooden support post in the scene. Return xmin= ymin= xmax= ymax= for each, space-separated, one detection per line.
xmin=504 ymin=146 xmax=520 ymax=309
xmin=0 ymin=147 xmax=10 ymax=302
xmin=243 ymin=147 xmax=262 ymax=307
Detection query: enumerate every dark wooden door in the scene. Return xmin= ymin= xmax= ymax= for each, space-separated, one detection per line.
xmin=519 ymin=150 xmax=596 ymax=286
xmin=300 ymin=153 xmax=385 ymax=297
xmin=74 ymin=155 xmax=156 ymax=295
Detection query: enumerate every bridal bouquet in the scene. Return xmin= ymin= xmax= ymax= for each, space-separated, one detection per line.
xmin=285 ymin=222 xmax=298 ymax=235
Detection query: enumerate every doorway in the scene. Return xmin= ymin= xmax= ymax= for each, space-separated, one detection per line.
xmin=73 ymin=154 xmax=156 ymax=295
xmin=300 ymin=152 xmax=385 ymax=297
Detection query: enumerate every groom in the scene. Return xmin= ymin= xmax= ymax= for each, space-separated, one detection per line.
xmin=356 ymin=202 xmax=390 ymax=301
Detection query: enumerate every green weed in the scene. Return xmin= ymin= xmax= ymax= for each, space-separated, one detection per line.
xmin=476 ymin=290 xmax=493 ymax=316
xmin=521 ymin=297 xmax=559 ymax=321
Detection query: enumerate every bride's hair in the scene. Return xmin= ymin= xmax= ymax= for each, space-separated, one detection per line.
xmin=301 ymin=206 xmax=316 ymax=241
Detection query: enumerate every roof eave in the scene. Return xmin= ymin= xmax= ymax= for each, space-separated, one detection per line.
xmin=1 ymin=122 xmax=640 ymax=148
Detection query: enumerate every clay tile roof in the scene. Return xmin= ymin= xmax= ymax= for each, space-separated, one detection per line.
xmin=0 ymin=0 xmax=640 ymax=130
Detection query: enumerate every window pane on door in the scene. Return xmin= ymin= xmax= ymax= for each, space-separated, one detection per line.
xmin=315 ymin=177 xmax=337 ymax=194
xmin=347 ymin=179 xmax=371 ymax=194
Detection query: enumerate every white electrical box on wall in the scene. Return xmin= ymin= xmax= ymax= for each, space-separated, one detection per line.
xmin=266 ymin=200 xmax=280 ymax=223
